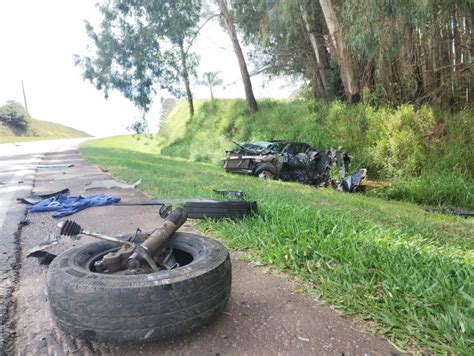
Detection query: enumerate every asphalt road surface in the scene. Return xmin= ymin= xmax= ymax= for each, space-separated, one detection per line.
xmin=0 ymin=138 xmax=89 ymax=354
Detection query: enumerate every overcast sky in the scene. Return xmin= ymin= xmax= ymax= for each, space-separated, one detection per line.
xmin=0 ymin=1 xmax=299 ymax=136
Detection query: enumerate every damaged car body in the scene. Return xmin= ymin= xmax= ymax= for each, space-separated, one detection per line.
xmin=223 ymin=140 xmax=366 ymax=191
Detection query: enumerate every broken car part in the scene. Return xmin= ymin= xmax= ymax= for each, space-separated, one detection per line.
xmin=425 ymin=207 xmax=474 ymax=218
xmin=84 ymin=178 xmax=142 ymax=190
xmin=59 ymin=208 xmax=187 ymax=273
xmin=213 ymin=189 xmax=246 ymax=200
xmin=27 ymin=234 xmax=60 ymax=265
xmin=183 ymin=200 xmax=257 ymax=219
xmin=47 ymin=231 xmax=231 ymax=343
xmin=27 ymin=249 xmax=57 ymax=265
xmin=119 ymin=199 xmax=258 ymax=219
xmin=37 ymin=163 xmax=74 ymax=169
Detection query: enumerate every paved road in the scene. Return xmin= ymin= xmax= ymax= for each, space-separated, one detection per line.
xmin=0 ymin=138 xmax=89 ymax=354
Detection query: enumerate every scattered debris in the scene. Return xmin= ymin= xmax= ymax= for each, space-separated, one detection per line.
xmin=297 ymin=336 xmax=310 ymax=342
xmin=17 ymin=197 xmax=41 ymax=205
xmin=35 ymin=188 xmax=70 ymax=199
xmin=17 ymin=188 xmax=71 ymax=206
xmin=425 ymin=207 xmax=473 ymax=218
xmin=37 ymin=163 xmax=75 ymax=169
xmin=27 ymin=249 xmax=57 ymax=265
xmin=19 ymin=218 xmax=30 ymax=226
xmin=122 ymin=199 xmax=258 ymax=220
xmin=85 ymin=178 xmax=142 ymax=190
xmin=26 ymin=193 xmax=121 ymax=218
xmin=214 ymin=189 xmax=246 ymax=200
xmin=117 ymin=198 xmax=216 ymax=206
xmin=27 ymin=234 xmax=60 ymax=265
xmin=48 ymin=208 xmax=231 ymax=342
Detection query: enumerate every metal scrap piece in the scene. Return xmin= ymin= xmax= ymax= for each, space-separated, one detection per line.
xmin=85 ymin=178 xmax=142 ymax=190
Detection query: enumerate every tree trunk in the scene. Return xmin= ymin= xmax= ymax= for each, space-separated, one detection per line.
xmin=179 ymin=41 xmax=194 ymax=116
xmin=400 ymin=23 xmax=415 ymax=100
xmin=318 ymin=0 xmax=359 ymax=102
xmin=210 ymin=85 xmax=214 ymax=100
xmin=216 ymin=0 xmax=258 ymax=113
xmin=300 ymin=5 xmax=328 ymax=99
xmin=468 ymin=8 xmax=473 ymax=106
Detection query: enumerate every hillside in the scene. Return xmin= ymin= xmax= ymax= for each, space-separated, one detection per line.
xmin=152 ymin=99 xmax=473 ymax=209
xmin=0 ymin=117 xmax=91 ymax=143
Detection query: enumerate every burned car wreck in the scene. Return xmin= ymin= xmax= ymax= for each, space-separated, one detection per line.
xmin=223 ymin=140 xmax=366 ymax=191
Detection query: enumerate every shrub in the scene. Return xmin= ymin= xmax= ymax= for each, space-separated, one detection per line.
xmin=0 ymin=100 xmax=29 ymax=133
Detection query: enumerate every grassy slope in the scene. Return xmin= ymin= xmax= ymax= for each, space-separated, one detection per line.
xmin=155 ymin=99 xmax=473 ymax=209
xmin=81 ymin=137 xmax=473 ymax=354
xmin=0 ymin=118 xmax=90 ymax=143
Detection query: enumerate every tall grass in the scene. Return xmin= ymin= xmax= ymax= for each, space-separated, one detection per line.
xmin=157 ymin=99 xmax=473 ymax=209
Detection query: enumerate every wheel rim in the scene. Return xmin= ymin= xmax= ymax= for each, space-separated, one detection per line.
xmin=258 ymin=170 xmax=274 ymax=179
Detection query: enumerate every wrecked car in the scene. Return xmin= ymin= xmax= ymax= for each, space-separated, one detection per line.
xmin=223 ymin=140 xmax=366 ymax=191
xmin=223 ymin=140 xmax=344 ymax=186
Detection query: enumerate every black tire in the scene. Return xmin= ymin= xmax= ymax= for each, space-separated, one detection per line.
xmin=47 ymin=232 xmax=231 ymax=343
xmin=183 ymin=201 xmax=258 ymax=219
xmin=254 ymin=163 xmax=277 ymax=179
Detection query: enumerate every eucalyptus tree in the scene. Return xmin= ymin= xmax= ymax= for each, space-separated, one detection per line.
xmin=341 ymin=0 xmax=472 ymax=107
xmin=216 ymin=0 xmax=258 ymax=113
xmin=231 ymin=0 xmax=472 ymax=108
xmin=231 ymin=0 xmax=333 ymax=100
xmin=75 ymin=0 xmax=201 ymax=116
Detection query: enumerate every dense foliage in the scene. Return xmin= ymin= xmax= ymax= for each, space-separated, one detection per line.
xmin=231 ymin=0 xmax=472 ymax=109
xmin=76 ymin=0 xmax=201 ymax=115
xmin=0 ymin=101 xmax=29 ymax=133
xmin=157 ymin=99 xmax=473 ymax=209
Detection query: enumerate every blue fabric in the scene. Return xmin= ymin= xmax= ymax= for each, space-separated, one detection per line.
xmin=27 ymin=193 xmax=121 ymax=218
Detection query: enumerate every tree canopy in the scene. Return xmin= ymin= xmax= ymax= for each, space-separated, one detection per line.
xmin=231 ymin=0 xmax=473 ymax=108
xmin=76 ymin=0 xmax=201 ymax=115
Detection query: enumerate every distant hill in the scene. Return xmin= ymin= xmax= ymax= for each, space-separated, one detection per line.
xmin=0 ymin=118 xmax=91 ymax=141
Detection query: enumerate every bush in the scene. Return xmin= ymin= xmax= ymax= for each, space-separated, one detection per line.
xmin=0 ymin=100 xmax=29 ymax=133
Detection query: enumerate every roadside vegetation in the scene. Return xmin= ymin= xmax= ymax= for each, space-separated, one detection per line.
xmin=81 ymin=137 xmax=473 ymax=354
xmin=0 ymin=101 xmax=90 ymax=143
xmin=141 ymin=99 xmax=473 ymax=209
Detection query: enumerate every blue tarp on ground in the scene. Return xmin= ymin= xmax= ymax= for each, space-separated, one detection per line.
xmin=27 ymin=193 xmax=121 ymax=218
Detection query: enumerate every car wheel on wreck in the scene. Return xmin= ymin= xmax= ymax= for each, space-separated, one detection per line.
xmin=254 ymin=163 xmax=277 ymax=179
xmin=47 ymin=232 xmax=231 ymax=343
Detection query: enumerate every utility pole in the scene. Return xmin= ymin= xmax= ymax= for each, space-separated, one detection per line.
xmin=21 ymin=80 xmax=29 ymax=115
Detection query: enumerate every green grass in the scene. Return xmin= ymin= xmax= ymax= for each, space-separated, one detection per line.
xmin=154 ymin=99 xmax=474 ymax=209
xmin=0 ymin=118 xmax=90 ymax=142
xmin=81 ymin=137 xmax=473 ymax=354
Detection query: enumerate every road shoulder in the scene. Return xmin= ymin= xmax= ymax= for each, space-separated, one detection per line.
xmin=14 ymin=149 xmax=401 ymax=355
